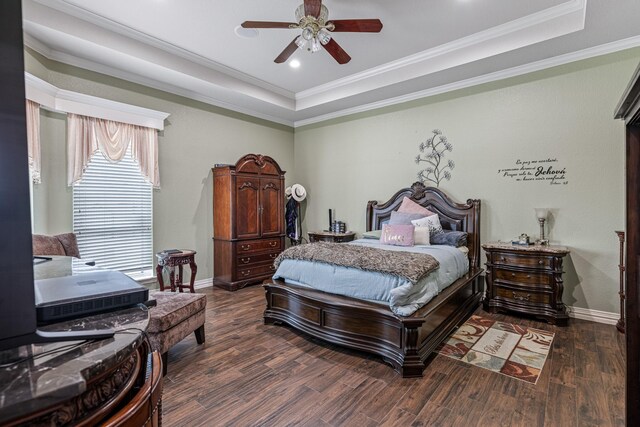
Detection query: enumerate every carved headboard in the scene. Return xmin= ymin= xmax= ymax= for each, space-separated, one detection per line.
xmin=366 ymin=182 xmax=481 ymax=269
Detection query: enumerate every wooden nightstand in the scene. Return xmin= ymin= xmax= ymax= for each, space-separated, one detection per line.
xmin=482 ymin=242 xmax=570 ymax=325
xmin=308 ymin=231 xmax=356 ymax=243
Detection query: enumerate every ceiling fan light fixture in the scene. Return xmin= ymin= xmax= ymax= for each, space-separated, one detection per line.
xmin=317 ymin=29 xmax=331 ymax=45
xmin=310 ymin=37 xmax=321 ymax=53
xmin=318 ymin=5 xmax=329 ymax=22
xmin=301 ymin=27 xmax=314 ymax=41
xmin=295 ymin=4 xmax=329 ymax=22
xmin=295 ymin=35 xmax=307 ymax=49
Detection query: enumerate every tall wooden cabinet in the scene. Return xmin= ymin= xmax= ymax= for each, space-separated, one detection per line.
xmin=213 ymin=154 xmax=285 ymax=291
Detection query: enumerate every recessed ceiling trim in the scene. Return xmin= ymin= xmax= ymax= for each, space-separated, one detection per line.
xmin=30 ymin=0 xmax=293 ymax=99
xmin=294 ymin=35 xmax=640 ymax=128
xmin=295 ymin=0 xmax=587 ymax=110
xmin=24 ymin=35 xmax=296 ymax=127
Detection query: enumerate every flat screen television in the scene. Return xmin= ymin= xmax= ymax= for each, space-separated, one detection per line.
xmin=0 ymin=1 xmax=112 ymax=351
xmin=0 ymin=0 xmax=40 ymax=350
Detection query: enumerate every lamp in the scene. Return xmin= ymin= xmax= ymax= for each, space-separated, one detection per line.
xmin=534 ymin=208 xmax=549 ymax=245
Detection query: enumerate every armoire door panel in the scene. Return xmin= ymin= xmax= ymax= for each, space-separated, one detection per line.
xmin=235 ymin=177 xmax=261 ymax=239
xmin=260 ymin=178 xmax=282 ymax=236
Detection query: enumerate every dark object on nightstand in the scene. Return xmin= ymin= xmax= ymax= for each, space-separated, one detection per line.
xmin=482 ymin=242 xmax=570 ymax=325
xmin=308 ymin=231 xmax=356 ymax=243
xmin=156 ymin=250 xmax=197 ymax=293
xmin=212 ymin=154 xmax=285 ymax=291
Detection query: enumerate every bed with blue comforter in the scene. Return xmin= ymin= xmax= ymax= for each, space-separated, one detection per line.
xmin=263 ymin=182 xmax=482 ymax=378
xmin=273 ymin=239 xmax=469 ymax=316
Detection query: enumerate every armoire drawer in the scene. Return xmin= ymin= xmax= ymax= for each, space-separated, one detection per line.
xmin=236 ymin=238 xmax=281 ymax=253
xmin=236 ymin=263 xmax=277 ymax=280
xmin=237 ymin=251 xmax=280 ymax=266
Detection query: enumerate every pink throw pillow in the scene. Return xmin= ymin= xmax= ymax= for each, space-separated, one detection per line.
xmin=397 ymin=197 xmax=435 ymax=217
xmin=380 ymin=224 xmax=415 ymax=246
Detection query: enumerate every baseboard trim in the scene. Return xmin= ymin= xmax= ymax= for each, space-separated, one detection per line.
xmin=194 ymin=277 xmax=618 ymax=325
xmin=194 ymin=277 xmax=213 ymax=290
xmin=567 ymin=306 xmax=619 ymax=325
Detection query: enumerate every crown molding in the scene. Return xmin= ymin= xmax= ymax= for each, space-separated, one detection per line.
xmin=294 ymin=35 xmax=640 ymax=127
xmin=31 ymin=0 xmax=294 ymax=99
xmin=24 ymin=72 xmax=170 ymax=129
xmin=24 ymin=38 xmax=295 ymax=128
xmin=295 ymin=0 xmax=587 ymax=108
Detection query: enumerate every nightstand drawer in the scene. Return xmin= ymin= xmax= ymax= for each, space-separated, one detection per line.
xmin=237 ymin=251 xmax=280 ymax=266
xmin=496 ymin=286 xmax=551 ymax=305
xmin=493 ymin=252 xmax=551 ymax=269
xmin=495 ymin=269 xmax=549 ymax=285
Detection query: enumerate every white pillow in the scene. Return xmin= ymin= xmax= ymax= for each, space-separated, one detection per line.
xmin=414 ymin=226 xmax=430 ymax=245
xmin=411 ymin=214 xmax=444 ymax=237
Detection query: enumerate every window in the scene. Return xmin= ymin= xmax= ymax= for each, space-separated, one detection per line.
xmin=73 ymin=149 xmax=153 ymax=278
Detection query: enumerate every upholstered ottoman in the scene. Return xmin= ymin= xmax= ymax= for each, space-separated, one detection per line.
xmin=148 ymin=292 xmax=207 ymax=375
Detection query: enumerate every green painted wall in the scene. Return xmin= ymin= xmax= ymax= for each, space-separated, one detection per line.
xmin=28 ymin=44 xmax=640 ymax=314
xmin=294 ymin=48 xmax=640 ymax=314
xmin=26 ymin=49 xmax=295 ymax=282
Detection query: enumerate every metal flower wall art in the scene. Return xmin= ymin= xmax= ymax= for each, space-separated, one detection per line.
xmin=415 ymin=129 xmax=454 ymax=187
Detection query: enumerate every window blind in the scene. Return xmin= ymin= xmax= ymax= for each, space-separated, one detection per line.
xmin=73 ymin=149 xmax=153 ymax=275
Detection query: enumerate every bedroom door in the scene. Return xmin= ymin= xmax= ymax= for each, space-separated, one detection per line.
xmin=615 ymin=62 xmax=640 ymax=426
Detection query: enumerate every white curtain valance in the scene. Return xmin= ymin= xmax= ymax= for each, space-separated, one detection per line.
xmin=67 ymin=114 xmax=160 ymax=188
xmin=26 ymin=100 xmax=41 ymax=184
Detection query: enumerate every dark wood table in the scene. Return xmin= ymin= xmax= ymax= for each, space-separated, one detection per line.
xmin=156 ymin=250 xmax=197 ymax=293
xmin=308 ymin=231 xmax=356 ymax=243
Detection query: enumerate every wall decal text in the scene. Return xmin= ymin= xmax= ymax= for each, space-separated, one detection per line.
xmin=498 ymin=158 xmax=568 ymax=185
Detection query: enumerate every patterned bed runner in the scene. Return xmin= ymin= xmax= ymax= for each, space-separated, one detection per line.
xmin=274 ymin=242 xmax=439 ymax=284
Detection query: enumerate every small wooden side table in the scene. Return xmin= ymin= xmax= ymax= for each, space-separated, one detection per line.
xmin=156 ymin=250 xmax=197 ymax=293
xmin=308 ymin=231 xmax=356 ymax=243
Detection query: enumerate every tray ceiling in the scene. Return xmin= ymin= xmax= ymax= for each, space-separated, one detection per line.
xmin=23 ymin=0 xmax=640 ymax=127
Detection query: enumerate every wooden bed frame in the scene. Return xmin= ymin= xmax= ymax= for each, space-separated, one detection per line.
xmin=263 ymin=182 xmax=483 ymax=377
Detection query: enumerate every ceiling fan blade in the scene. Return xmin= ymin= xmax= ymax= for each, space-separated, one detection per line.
xmin=322 ymin=38 xmax=351 ymax=64
xmin=274 ymin=38 xmax=299 ymax=63
xmin=304 ymin=0 xmax=322 ymax=18
xmin=241 ymin=21 xmax=296 ymax=29
xmin=329 ymin=19 xmax=383 ymax=33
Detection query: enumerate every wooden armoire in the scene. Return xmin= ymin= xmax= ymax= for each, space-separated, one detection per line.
xmin=212 ymin=154 xmax=285 ymax=291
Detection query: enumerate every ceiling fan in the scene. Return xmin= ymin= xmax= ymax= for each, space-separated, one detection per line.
xmin=241 ymin=0 xmax=383 ymax=65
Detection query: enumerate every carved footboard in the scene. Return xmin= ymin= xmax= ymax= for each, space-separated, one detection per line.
xmin=263 ymin=268 xmax=483 ymax=377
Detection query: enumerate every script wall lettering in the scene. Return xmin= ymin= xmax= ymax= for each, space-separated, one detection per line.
xmin=497 ymin=158 xmax=568 ymax=185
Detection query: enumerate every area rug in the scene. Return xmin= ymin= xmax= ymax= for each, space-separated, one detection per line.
xmin=437 ymin=315 xmax=554 ymax=384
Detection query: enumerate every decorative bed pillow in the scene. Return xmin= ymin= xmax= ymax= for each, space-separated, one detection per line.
xmin=388 ymin=211 xmax=425 ymax=225
xmin=397 ymin=197 xmax=435 ymax=217
xmin=362 ymin=230 xmax=383 ymax=239
xmin=413 ymin=226 xmax=430 ymax=245
xmin=411 ymin=214 xmax=444 ymax=237
xmin=431 ymin=230 xmax=468 ymax=247
xmin=380 ymin=224 xmax=415 ymax=246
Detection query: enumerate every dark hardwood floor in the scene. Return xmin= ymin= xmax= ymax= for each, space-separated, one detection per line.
xmin=162 ymin=286 xmax=625 ymax=427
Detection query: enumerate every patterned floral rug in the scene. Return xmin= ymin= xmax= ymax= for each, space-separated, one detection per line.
xmin=437 ymin=315 xmax=555 ymax=384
